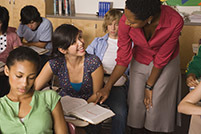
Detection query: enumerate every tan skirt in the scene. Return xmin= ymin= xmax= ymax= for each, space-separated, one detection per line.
xmin=127 ymin=55 xmax=181 ymax=132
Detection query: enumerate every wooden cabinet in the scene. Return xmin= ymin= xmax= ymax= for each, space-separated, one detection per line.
xmin=179 ymin=25 xmax=201 ymax=73
xmin=71 ymin=19 xmax=105 ymax=47
xmin=47 ymin=17 xmax=105 ymax=48
xmin=47 ymin=17 xmax=72 ymax=31
xmin=0 ymin=0 xmax=46 ymax=28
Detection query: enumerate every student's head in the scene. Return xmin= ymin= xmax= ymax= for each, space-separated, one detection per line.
xmin=52 ymin=24 xmax=85 ymax=57
xmin=20 ymin=5 xmax=42 ymax=31
xmin=4 ymin=46 xmax=41 ymax=95
xmin=0 ymin=6 xmax=9 ymax=34
xmin=125 ymin=0 xmax=161 ymax=28
xmin=102 ymin=9 xmax=122 ymax=38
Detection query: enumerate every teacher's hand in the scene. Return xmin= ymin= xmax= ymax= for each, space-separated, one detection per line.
xmin=144 ymin=89 xmax=153 ymax=111
xmin=95 ymin=87 xmax=111 ymax=104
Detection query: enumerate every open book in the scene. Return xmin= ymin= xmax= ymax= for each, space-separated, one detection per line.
xmin=61 ymin=96 xmax=115 ymax=125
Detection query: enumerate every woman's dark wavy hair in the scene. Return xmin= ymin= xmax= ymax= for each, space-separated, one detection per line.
xmin=51 ymin=24 xmax=79 ymax=58
xmin=6 ymin=46 xmax=41 ymax=72
xmin=125 ymin=0 xmax=161 ymax=21
xmin=20 ymin=5 xmax=42 ymax=24
xmin=0 ymin=6 xmax=9 ymax=34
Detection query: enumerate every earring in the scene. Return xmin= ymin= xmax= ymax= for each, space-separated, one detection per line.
xmin=148 ymin=20 xmax=151 ymax=24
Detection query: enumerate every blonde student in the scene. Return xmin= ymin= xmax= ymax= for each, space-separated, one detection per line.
xmin=86 ymin=9 xmax=128 ymax=134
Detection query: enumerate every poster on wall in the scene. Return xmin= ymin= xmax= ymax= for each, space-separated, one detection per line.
xmin=165 ymin=0 xmax=201 ymax=6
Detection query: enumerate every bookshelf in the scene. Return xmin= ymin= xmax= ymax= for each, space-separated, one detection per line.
xmin=0 ymin=0 xmax=45 ymax=28
xmin=45 ymin=0 xmax=106 ymax=48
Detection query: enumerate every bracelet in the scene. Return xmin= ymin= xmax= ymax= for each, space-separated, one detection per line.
xmin=145 ymin=83 xmax=153 ymax=90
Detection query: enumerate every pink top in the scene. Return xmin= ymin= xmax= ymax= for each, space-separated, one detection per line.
xmin=116 ymin=5 xmax=184 ymax=69
xmin=0 ymin=29 xmax=22 ymax=63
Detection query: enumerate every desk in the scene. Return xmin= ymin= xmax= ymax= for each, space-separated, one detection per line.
xmin=65 ymin=118 xmax=89 ymax=127
xmin=188 ymin=102 xmax=201 ymax=134
xmin=28 ymin=46 xmax=49 ymax=55
xmin=188 ymin=115 xmax=201 ymax=134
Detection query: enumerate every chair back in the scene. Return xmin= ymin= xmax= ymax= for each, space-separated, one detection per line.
xmin=67 ymin=122 xmax=76 ymax=134
xmin=7 ymin=27 xmax=17 ymax=33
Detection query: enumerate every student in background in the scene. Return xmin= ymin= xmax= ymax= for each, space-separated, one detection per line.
xmin=17 ymin=5 xmax=52 ymax=52
xmin=180 ymin=43 xmax=201 ymax=134
xmin=0 ymin=6 xmax=22 ymax=63
xmin=178 ymin=81 xmax=201 ymax=134
xmin=86 ymin=9 xmax=127 ymax=134
xmin=186 ymin=46 xmax=201 ymax=89
xmin=0 ymin=46 xmax=68 ymax=134
xmin=17 ymin=5 xmax=53 ymax=67
xmin=0 ymin=6 xmax=22 ymax=97
xmin=95 ymin=0 xmax=184 ymax=133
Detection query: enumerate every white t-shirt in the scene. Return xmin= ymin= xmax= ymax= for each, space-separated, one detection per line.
xmin=102 ymin=37 xmax=126 ymax=86
xmin=102 ymin=37 xmax=118 ymax=74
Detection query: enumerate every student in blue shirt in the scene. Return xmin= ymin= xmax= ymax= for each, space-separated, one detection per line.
xmin=86 ymin=9 xmax=128 ymax=134
xmin=17 ymin=5 xmax=53 ymax=68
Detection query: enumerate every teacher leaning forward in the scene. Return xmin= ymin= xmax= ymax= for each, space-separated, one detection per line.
xmin=95 ymin=0 xmax=184 ymax=133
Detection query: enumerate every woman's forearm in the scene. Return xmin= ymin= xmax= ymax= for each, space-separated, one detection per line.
xmin=104 ymin=65 xmax=127 ymax=90
xmin=146 ymin=66 xmax=162 ymax=87
xmin=178 ymin=101 xmax=201 ymax=115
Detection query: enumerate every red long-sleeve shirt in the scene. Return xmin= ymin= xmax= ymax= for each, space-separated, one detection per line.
xmin=116 ymin=5 xmax=184 ymax=69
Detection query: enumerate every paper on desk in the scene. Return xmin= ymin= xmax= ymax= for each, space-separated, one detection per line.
xmin=0 ymin=61 xmax=5 ymax=68
xmin=29 ymin=46 xmax=49 ymax=55
xmin=192 ymin=44 xmax=200 ymax=54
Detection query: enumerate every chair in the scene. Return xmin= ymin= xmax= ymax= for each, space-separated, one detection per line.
xmin=67 ymin=122 xmax=76 ymax=134
xmin=7 ymin=27 xmax=17 ymax=33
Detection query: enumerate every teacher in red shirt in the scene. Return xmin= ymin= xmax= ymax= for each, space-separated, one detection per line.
xmin=95 ymin=0 xmax=184 ymax=133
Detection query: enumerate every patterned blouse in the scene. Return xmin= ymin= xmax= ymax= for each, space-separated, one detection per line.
xmin=49 ymin=53 xmax=101 ymax=100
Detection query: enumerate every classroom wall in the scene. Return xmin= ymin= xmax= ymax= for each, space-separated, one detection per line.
xmin=75 ymin=0 xmax=200 ymax=15
xmin=177 ymin=6 xmax=201 ymax=14
xmin=75 ymin=0 xmax=125 ymax=14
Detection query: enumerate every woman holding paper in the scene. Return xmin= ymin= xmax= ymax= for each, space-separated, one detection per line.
xmin=95 ymin=0 xmax=184 ymax=133
xmin=35 ymin=24 xmax=104 ymax=103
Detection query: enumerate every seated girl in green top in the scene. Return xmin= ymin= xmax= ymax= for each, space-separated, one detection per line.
xmin=0 ymin=46 xmax=68 ymax=134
